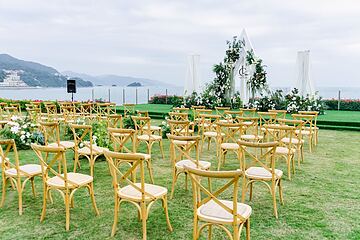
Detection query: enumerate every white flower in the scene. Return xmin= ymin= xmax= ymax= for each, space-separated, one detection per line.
xmin=26 ymin=132 xmax=31 ymax=138
xmin=11 ymin=116 xmax=19 ymax=121
xmin=20 ymin=135 xmax=26 ymax=141
xmin=22 ymin=124 xmax=28 ymax=128
xmin=79 ymin=143 xmax=84 ymax=148
xmin=10 ymin=125 xmax=20 ymax=134
xmin=21 ymin=131 xmax=26 ymax=135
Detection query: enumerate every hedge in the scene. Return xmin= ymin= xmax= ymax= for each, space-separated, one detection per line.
xmin=324 ymin=99 xmax=360 ymax=111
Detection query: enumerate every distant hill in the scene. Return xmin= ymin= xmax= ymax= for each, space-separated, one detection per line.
xmin=62 ymin=71 xmax=175 ymax=87
xmin=0 ymin=54 xmax=92 ymax=87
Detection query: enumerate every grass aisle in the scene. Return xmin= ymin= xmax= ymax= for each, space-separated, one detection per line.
xmin=0 ymin=129 xmax=360 ymax=239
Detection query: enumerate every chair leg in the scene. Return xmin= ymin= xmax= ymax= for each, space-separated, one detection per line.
xmin=111 ymin=196 xmax=119 ymax=237
xmin=287 ymin=156 xmax=291 ymax=181
xmin=89 ymin=182 xmax=100 ymax=216
xmin=65 ymin=192 xmax=70 ymax=231
xmin=170 ymin=170 xmax=178 ymax=199
xmin=246 ymin=218 xmax=251 ymax=240
xmin=272 ymin=186 xmax=278 ymax=219
xmin=73 ymin=152 xmax=79 ymax=172
xmin=159 ymin=141 xmax=165 ymax=160
xmin=193 ymin=215 xmax=198 ymax=240
xmin=162 ymin=196 xmax=173 ymax=232
xmin=185 ymin=173 xmax=188 ymax=191
xmin=30 ymin=177 xmax=36 ymax=197
xmin=146 ymin=160 xmax=155 ymax=184
xmin=1 ymin=177 xmax=7 ymax=208
xmin=291 ymin=155 xmax=295 ymax=175
xmin=17 ymin=179 xmax=23 ymax=215
xmin=278 ymin=180 xmax=284 ymax=205
xmin=208 ymin=225 xmax=213 ymax=240
xmin=40 ymin=186 xmax=48 ymax=222
xmin=141 ymin=203 xmax=147 ymax=240
xmin=249 ymin=182 xmax=253 ymax=201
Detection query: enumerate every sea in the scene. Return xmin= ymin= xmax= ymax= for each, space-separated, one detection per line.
xmin=0 ymin=86 xmax=359 ymax=104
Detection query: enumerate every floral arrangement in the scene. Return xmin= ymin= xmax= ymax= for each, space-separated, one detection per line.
xmin=0 ymin=116 xmax=44 ymax=149
xmin=285 ymin=88 xmax=324 ymax=114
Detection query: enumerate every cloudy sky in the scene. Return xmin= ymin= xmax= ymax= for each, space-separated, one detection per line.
xmin=0 ymin=0 xmax=360 ymax=88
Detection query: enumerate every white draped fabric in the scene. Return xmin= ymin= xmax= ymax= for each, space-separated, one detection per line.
xmin=184 ymin=54 xmax=201 ymax=96
xmin=296 ymin=50 xmax=315 ymax=97
xmin=233 ymin=29 xmax=256 ymax=104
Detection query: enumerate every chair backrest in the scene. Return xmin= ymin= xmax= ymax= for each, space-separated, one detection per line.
xmin=32 ymin=144 xmax=76 ymax=189
xmin=216 ymin=122 xmax=244 ymax=144
xmin=61 ymin=105 xmax=76 ymax=123
xmin=137 ymin=110 xmax=149 ymax=117
xmin=123 ymin=104 xmax=135 ymax=117
xmin=215 ymin=106 xmax=231 ymax=119
xmin=257 ymin=112 xmax=277 ymax=128
xmin=69 ymin=124 xmax=94 ymax=152
xmin=172 ymin=107 xmax=189 ymax=113
xmin=108 ymin=128 xmax=136 ymax=152
xmin=80 ymin=102 xmax=94 ymax=117
xmin=96 ymin=102 xmax=111 ymax=117
xmin=0 ymin=139 xmax=21 ymax=177
xmin=109 ymin=102 xmax=117 ymax=115
xmin=194 ymin=109 xmax=212 ymax=121
xmin=268 ymin=109 xmax=287 ymax=119
xmin=185 ymin=166 xmax=246 ymax=223
xmin=237 ymin=140 xmax=279 ymax=177
xmin=262 ymin=124 xmax=296 ymax=149
xmin=45 ymin=103 xmax=58 ymax=117
xmin=223 ymin=110 xmax=243 ymax=120
xmin=167 ymin=119 xmax=190 ymax=136
xmin=167 ymin=134 xmax=200 ymax=166
xmin=240 ymin=108 xmax=257 ymax=117
xmin=10 ymin=103 xmax=21 ymax=114
xmin=199 ymin=114 xmax=220 ymax=133
xmin=39 ymin=121 xmax=61 ymax=146
xmin=5 ymin=106 xmax=19 ymax=118
xmin=292 ymin=114 xmax=315 ymax=132
xmin=168 ymin=112 xmax=189 ymax=121
xmin=235 ymin=117 xmax=260 ymax=136
xmin=104 ymin=151 xmax=156 ymax=201
xmin=131 ymin=116 xmax=151 ymax=136
xmin=298 ymin=111 xmax=318 ymax=127
xmin=107 ymin=114 xmax=123 ymax=128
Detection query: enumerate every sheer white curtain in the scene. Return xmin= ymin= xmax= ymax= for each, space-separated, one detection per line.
xmin=184 ymin=54 xmax=201 ymax=96
xmin=296 ymin=50 xmax=315 ymax=97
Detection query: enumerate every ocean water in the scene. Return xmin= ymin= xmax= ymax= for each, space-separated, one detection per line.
xmin=0 ymin=86 xmax=359 ymax=104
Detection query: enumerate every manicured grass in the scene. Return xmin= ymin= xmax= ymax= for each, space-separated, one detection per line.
xmin=1 ymin=129 xmax=360 ymax=239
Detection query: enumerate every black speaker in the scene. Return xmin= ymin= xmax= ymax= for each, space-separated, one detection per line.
xmin=67 ymin=79 xmax=76 ymax=93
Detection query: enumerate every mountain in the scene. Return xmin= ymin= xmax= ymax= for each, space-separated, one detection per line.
xmin=0 ymin=54 xmax=92 ymax=87
xmin=62 ymin=71 xmax=175 ymax=87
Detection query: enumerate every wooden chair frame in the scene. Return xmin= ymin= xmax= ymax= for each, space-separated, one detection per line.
xmin=199 ymin=114 xmax=221 ymax=152
xmin=292 ymin=114 xmax=315 ymax=152
xmin=185 ymin=166 xmax=250 ymax=240
xmin=168 ymin=119 xmax=191 ymax=136
xmin=104 ymin=151 xmax=172 ymax=239
xmin=107 ymin=114 xmax=123 ymax=128
xmin=123 ymin=103 xmax=135 ymax=117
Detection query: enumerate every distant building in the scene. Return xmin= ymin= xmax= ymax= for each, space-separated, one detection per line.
xmin=0 ymin=70 xmax=28 ymax=87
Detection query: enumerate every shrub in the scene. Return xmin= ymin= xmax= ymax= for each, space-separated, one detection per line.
xmin=323 ymin=99 xmax=360 ymax=111
xmin=149 ymin=95 xmax=183 ymax=106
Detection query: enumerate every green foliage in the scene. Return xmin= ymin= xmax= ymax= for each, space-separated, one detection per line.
xmin=323 ymin=99 xmax=360 ymax=111
xmin=149 ymin=95 xmax=183 ymax=106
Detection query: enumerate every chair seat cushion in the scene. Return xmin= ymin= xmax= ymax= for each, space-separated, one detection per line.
xmin=173 ymin=140 xmax=195 ymax=146
xmin=47 ymin=172 xmax=93 ymax=188
xmin=0 ymin=120 xmax=8 ymax=124
xmin=78 ymin=145 xmax=107 ymax=155
xmin=197 ymin=199 xmax=252 ymax=224
xmin=137 ymin=135 xmax=162 ymax=141
xmin=281 ymin=137 xmax=304 ymax=144
xmin=5 ymin=164 xmax=42 ymax=177
xmin=245 ymin=167 xmax=283 ymax=179
xmin=143 ymin=126 xmax=161 ymax=131
xmin=48 ymin=141 xmax=75 ymax=149
xmin=295 ymin=130 xmax=311 ymax=135
xmin=175 ymin=159 xmax=211 ymax=170
xmin=272 ymin=147 xmax=296 ymax=155
xmin=136 ymin=153 xmax=151 ymax=160
xmin=118 ymin=183 xmax=167 ymax=201
xmin=221 ymin=143 xmax=239 ymax=150
xmin=204 ymin=132 xmax=224 ymax=137
xmin=241 ymin=135 xmax=263 ymax=140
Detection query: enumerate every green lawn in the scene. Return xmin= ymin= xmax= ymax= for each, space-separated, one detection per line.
xmin=1 ymin=129 xmax=360 ymax=239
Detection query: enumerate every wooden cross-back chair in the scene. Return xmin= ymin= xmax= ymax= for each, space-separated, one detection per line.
xmin=240 ymin=108 xmax=257 ymax=117
xmin=298 ymin=111 xmax=319 ymax=145
xmin=268 ymin=109 xmax=287 ymax=119
xmin=104 ymin=150 xmax=172 ymax=239
xmin=199 ymin=114 xmax=222 ymax=152
xmin=96 ymin=102 xmax=111 ymax=120
xmin=132 ymin=116 xmax=165 ymax=159
xmin=291 ymin=114 xmax=315 ymax=152
xmin=108 ymin=127 xmax=155 ymax=183
xmin=278 ymin=119 xmax=305 ymax=166
xmin=173 ymin=107 xmax=189 ymax=113
xmin=236 ymin=117 xmax=263 ymax=142
xmin=167 ymin=119 xmax=191 ymax=137
xmin=257 ymin=112 xmax=278 ymax=130
xmin=215 ymin=106 xmax=231 ymax=119
xmin=0 ymin=139 xmax=42 ymax=215
xmin=194 ymin=109 xmax=212 ymax=124
xmin=137 ymin=110 xmax=149 ymax=117
xmin=167 ymin=134 xmax=211 ymax=199
xmin=80 ymin=102 xmax=95 ymax=121
xmin=237 ymin=140 xmax=283 ymax=218
xmin=216 ymin=122 xmax=244 ymax=170
xmin=10 ymin=103 xmax=21 ymax=114
xmin=185 ymin=166 xmax=251 ymax=240
xmin=262 ymin=124 xmax=296 ymax=180
xmin=61 ymin=105 xmax=76 ymax=125
xmin=109 ymin=102 xmax=117 ymax=115
xmin=222 ymin=110 xmax=244 ymax=123
xmin=26 ymin=104 xmax=41 ymax=123
xmin=169 ymin=112 xmax=195 ymax=133
xmin=123 ymin=103 xmax=135 ymax=117
xmin=70 ymin=123 xmax=107 ymax=176
xmin=5 ymin=106 xmax=19 ymax=119
xmin=137 ymin=111 xmax=162 ymax=135
xmin=31 ymin=143 xmax=99 ymax=231
xmin=107 ymin=114 xmax=123 ymax=128
xmin=39 ymin=121 xmax=75 ymax=150
xmin=0 ymin=103 xmax=9 ymax=128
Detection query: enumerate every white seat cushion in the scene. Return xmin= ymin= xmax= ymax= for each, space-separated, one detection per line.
xmin=118 ymin=183 xmax=167 ymax=201
xmin=136 ymin=153 xmax=151 ymax=160
xmin=245 ymin=167 xmax=283 ymax=180
xmin=137 ymin=135 xmax=162 ymax=141
xmin=5 ymin=164 xmax=42 ymax=177
xmin=241 ymin=134 xmax=263 ymax=140
xmin=78 ymin=145 xmax=107 ymax=155
xmin=48 ymin=141 xmax=75 ymax=149
xmin=47 ymin=172 xmax=93 ymax=188
xmin=143 ymin=126 xmax=161 ymax=131
xmin=204 ymin=132 xmax=224 ymax=137
xmin=273 ymin=147 xmax=296 ymax=155
xmin=197 ymin=199 xmax=252 ymax=224
xmin=295 ymin=130 xmax=311 ymax=135
xmin=175 ymin=159 xmax=211 ymax=170
xmin=221 ymin=143 xmax=239 ymax=150
xmin=281 ymin=137 xmax=304 ymax=144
